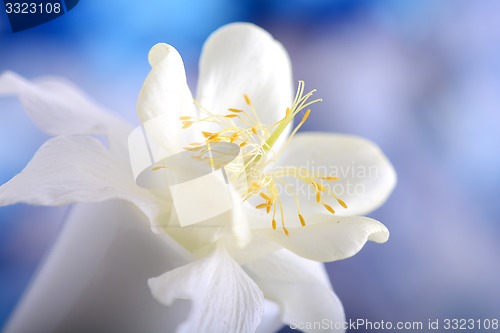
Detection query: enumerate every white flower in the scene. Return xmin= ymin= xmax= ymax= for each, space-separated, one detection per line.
xmin=0 ymin=23 xmax=396 ymax=333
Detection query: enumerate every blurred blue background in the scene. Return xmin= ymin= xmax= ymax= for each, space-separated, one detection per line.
xmin=1 ymin=0 xmax=500 ymax=332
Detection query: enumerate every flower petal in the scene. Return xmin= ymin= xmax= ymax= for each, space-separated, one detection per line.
xmin=0 ymin=71 xmax=131 ymax=154
xmin=0 ymin=135 xmax=167 ymax=232
xmin=148 ymin=245 xmax=264 ymax=333
xmin=197 ymin=23 xmax=293 ymax=130
xmin=4 ymin=200 xmax=192 ymax=333
xmin=255 ymin=300 xmax=283 ymax=333
xmin=255 ymin=215 xmax=389 ymax=262
xmin=275 ymin=133 xmax=396 ymax=216
xmin=137 ymin=43 xmax=198 ymax=155
xmin=246 ymin=249 xmax=345 ymax=333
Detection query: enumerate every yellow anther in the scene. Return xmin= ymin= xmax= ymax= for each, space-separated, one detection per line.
xmin=337 ymin=199 xmax=348 ymax=209
xmin=323 ymin=203 xmax=336 ymax=215
xmin=272 ymin=219 xmax=277 ymax=230
xmin=207 ymin=133 xmax=219 ymax=140
xmin=283 ymin=227 xmax=289 ymax=236
xmin=298 ymin=214 xmax=306 ymax=227
xmin=240 ymin=142 xmax=247 ymax=148
xmin=229 ymin=132 xmax=239 ymax=143
xmin=182 ymin=121 xmax=193 ymax=129
xmin=256 ymin=203 xmax=268 ymax=209
xmin=285 ymin=107 xmax=290 ymax=117
xmin=251 ymin=127 xmax=258 ymax=134
xmin=179 ymin=116 xmax=191 ymax=120
xmin=229 ymin=132 xmax=239 ymax=142
xmin=259 ymin=192 xmax=271 ymax=201
xmin=301 ymin=109 xmax=311 ymax=123
xmin=228 ymin=108 xmax=243 ymax=113
xmin=251 ymin=182 xmax=261 ymax=189
xmin=315 ymin=191 xmax=321 ymax=203
xmin=315 ymin=183 xmax=326 ymax=192
xmin=322 ymin=176 xmax=339 ymax=181
xmin=224 ymin=114 xmax=239 ymax=119
xmin=202 ymin=131 xmax=213 ymax=138
xmin=266 ymin=205 xmax=271 ymax=214
xmin=244 ymin=94 xmax=251 ymax=105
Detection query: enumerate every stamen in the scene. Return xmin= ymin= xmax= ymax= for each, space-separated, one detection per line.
xmin=298 ymin=214 xmax=306 ymax=227
xmin=337 ymin=198 xmax=348 ymax=209
xmin=315 ymin=183 xmax=325 ymax=192
xmin=272 ymin=196 xmax=278 ymax=228
xmin=323 ymin=203 xmax=336 ymax=215
xmin=251 ymin=182 xmax=261 ymax=190
xmin=180 ymin=81 xmax=347 ymax=234
xmin=301 ymin=109 xmax=311 ymax=122
xmin=207 ymin=133 xmax=219 ymax=141
xmin=322 ymin=176 xmax=339 ymax=181
xmin=276 ymin=194 xmax=287 ymax=236
xmin=260 ymin=192 xmax=271 ymax=201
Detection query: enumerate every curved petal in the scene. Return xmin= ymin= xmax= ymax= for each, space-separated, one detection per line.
xmin=0 ymin=71 xmax=132 ymax=155
xmin=246 ymin=249 xmax=345 ymax=333
xmin=0 ymin=135 xmax=167 ymax=232
xmin=148 ymin=245 xmax=264 ymax=333
xmin=255 ymin=300 xmax=284 ymax=333
xmin=254 ymin=215 xmax=389 ymax=262
xmin=4 ymin=200 xmax=192 ymax=333
xmin=274 ymin=133 xmax=397 ymax=216
xmin=137 ymin=43 xmax=198 ymax=155
xmin=197 ymin=23 xmax=293 ymax=134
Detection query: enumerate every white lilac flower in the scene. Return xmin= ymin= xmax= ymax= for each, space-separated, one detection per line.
xmin=0 ymin=23 xmax=396 ymax=333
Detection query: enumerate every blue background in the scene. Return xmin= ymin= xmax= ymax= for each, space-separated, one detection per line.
xmin=1 ymin=0 xmax=500 ymax=332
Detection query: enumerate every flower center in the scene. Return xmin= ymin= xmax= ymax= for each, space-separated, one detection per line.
xmin=179 ymin=81 xmax=347 ymax=234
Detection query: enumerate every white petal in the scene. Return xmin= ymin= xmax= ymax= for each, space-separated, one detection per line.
xmin=230 ymin=186 xmax=252 ymax=247
xmin=4 ymin=200 xmax=192 ymax=333
xmin=275 ymin=133 xmax=396 ymax=216
xmin=0 ymin=136 xmax=167 ymax=232
xmin=255 ymin=215 xmax=389 ymax=262
xmin=0 ymin=71 xmax=131 ymax=154
xmin=137 ymin=43 xmax=198 ymax=155
xmin=197 ymin=23 xmax=293 ymax=131
xmin=148 ymin=245 xmax=264 ymax=333
xmin=255 ymin=300 xmax=283 ymax=333
xmin=246 ymin=249 xmax=345 ymax=333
